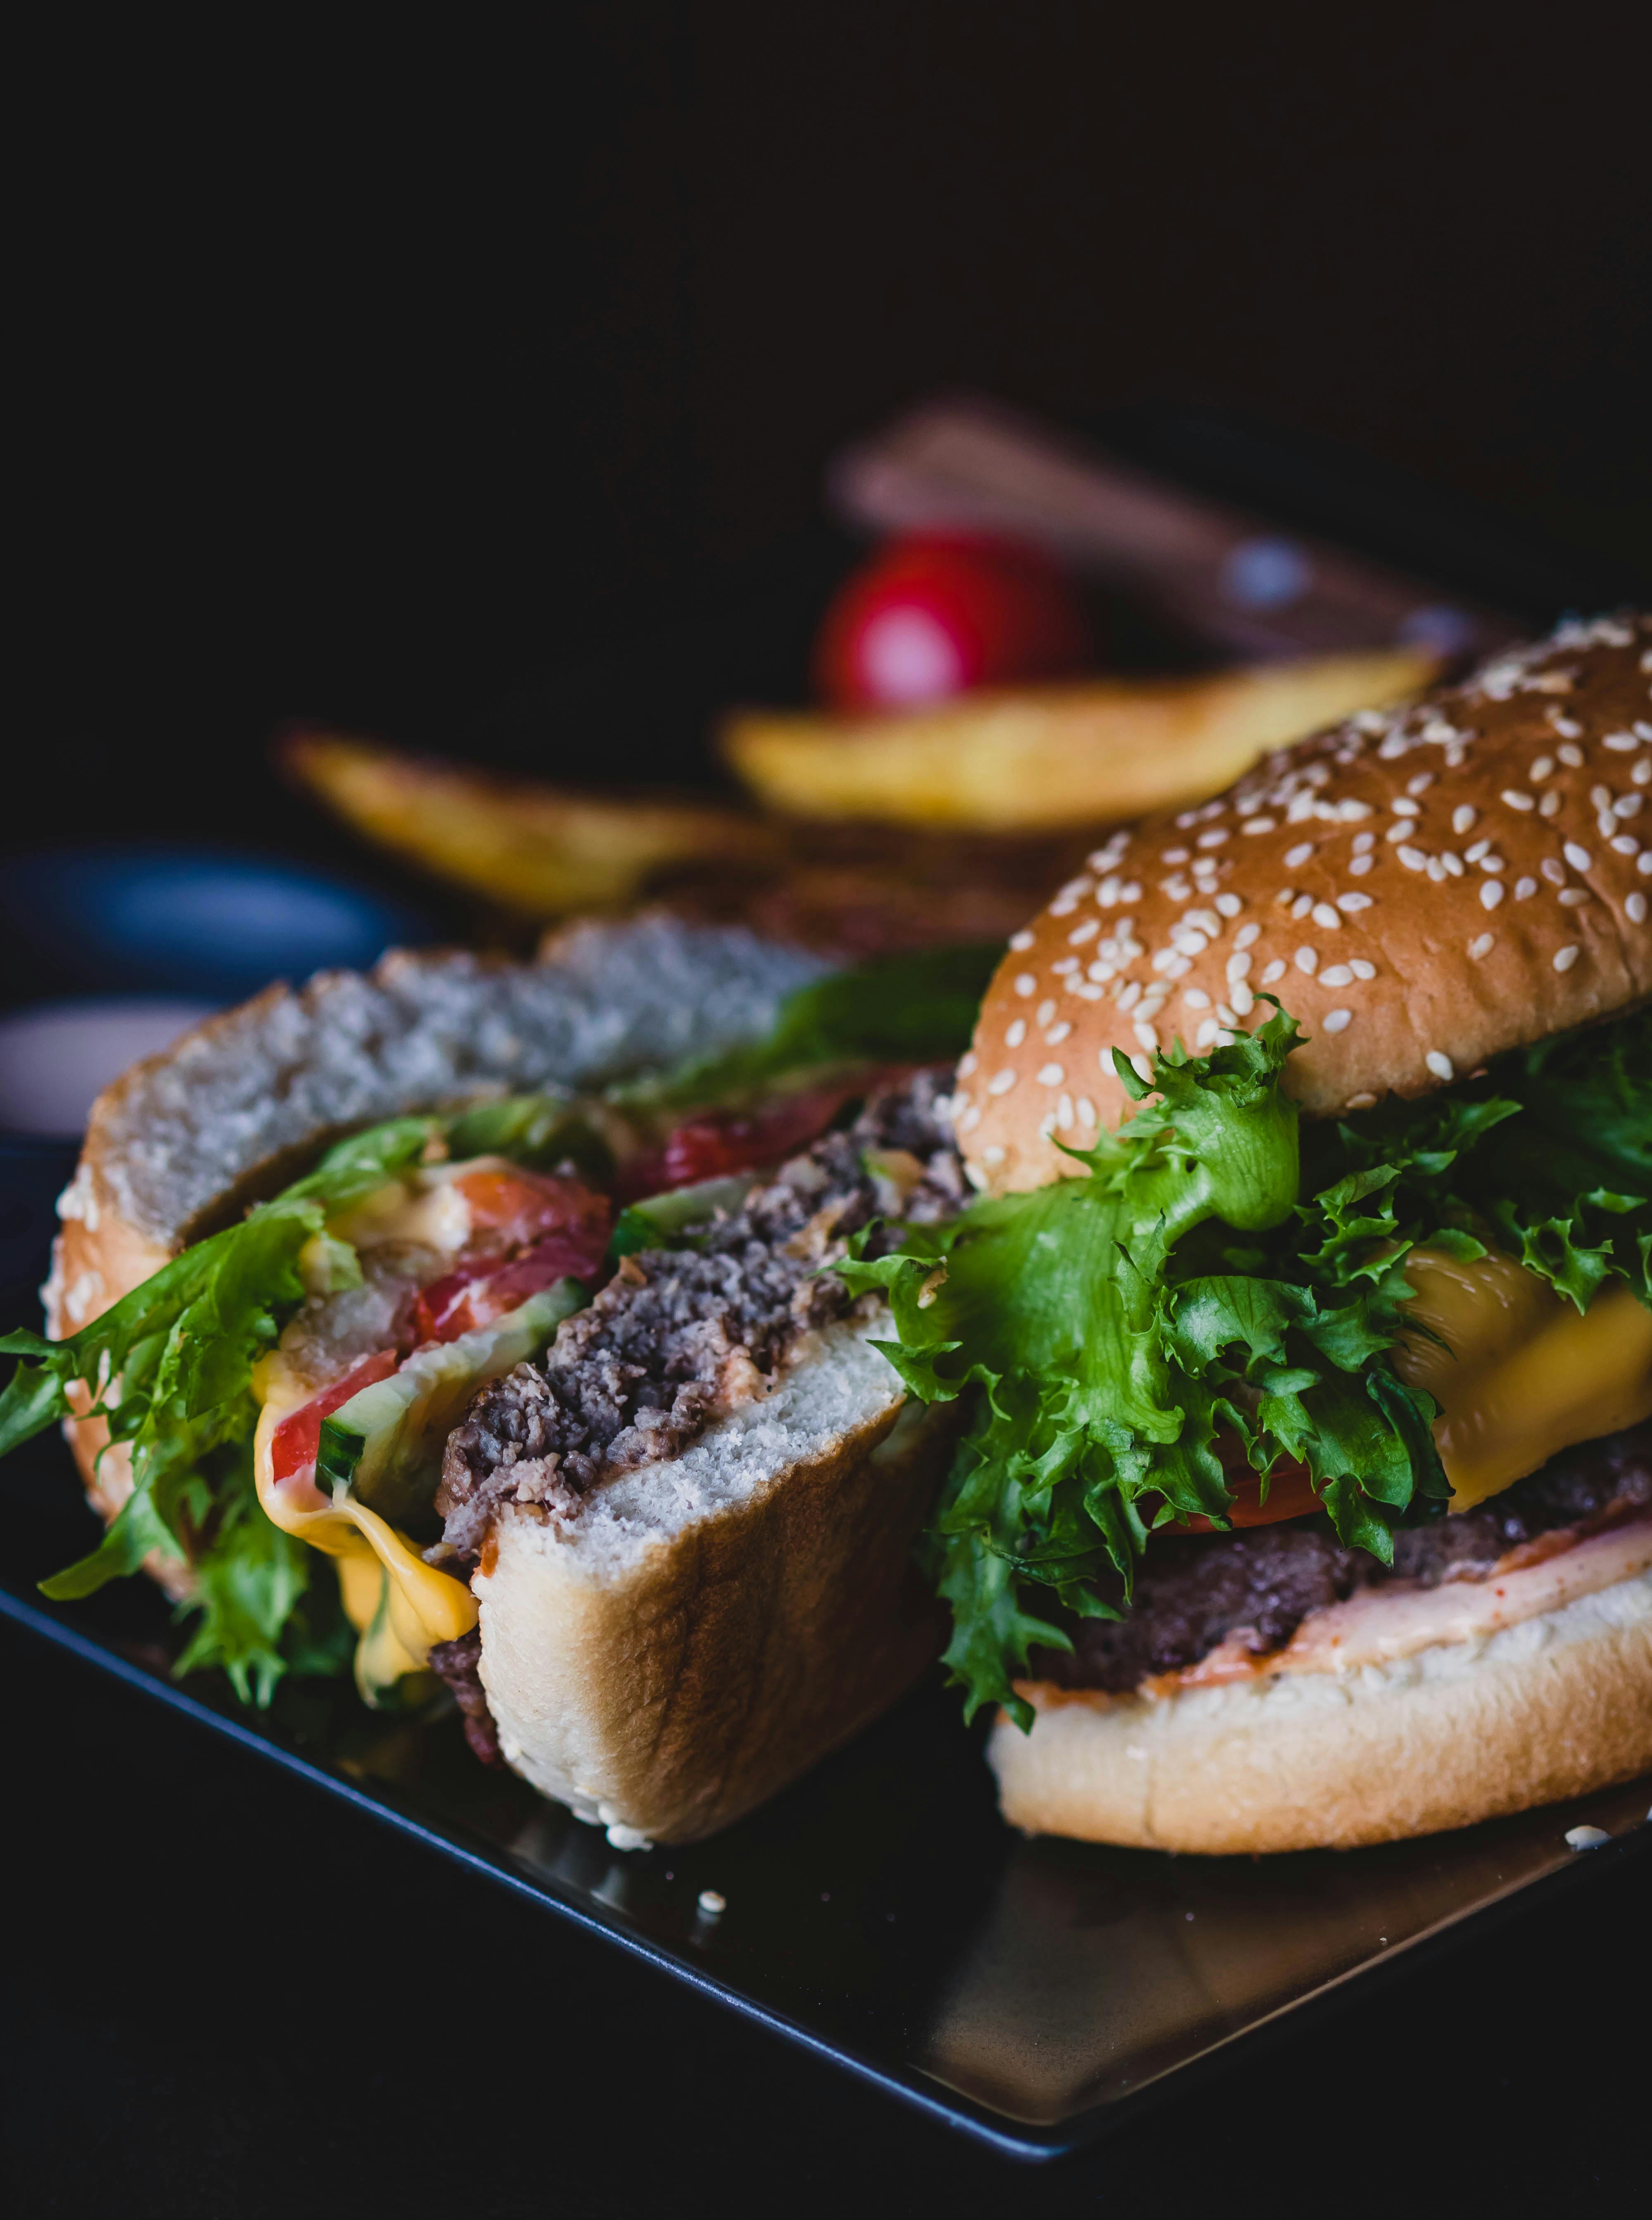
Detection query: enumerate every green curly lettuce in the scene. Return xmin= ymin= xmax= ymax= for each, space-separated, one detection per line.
xmin=842 ymin=1002 xmax=1651 ymax=1728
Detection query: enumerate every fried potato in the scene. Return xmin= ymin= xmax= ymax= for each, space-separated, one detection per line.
xmin=720 ymin=647 xmax=1439 ymax=831
xmin=283 ymin=733 xmax=784 ymax=915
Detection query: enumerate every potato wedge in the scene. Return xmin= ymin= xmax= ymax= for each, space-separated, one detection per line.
xmin=283 ymin=733 xmax=784 ymax=915
xmin=721 ymin=647 xmax=1438 ymax=831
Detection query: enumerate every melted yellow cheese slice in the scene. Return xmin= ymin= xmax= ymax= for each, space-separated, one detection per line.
xmin=252 ymin=1353 xmax=478 ymax=1700
xmin=1392 ymin=1247 xmax=1652 ymax=1510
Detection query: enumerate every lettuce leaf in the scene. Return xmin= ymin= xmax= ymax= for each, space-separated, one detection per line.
xmin=847 ymin=1003 xmax=1652 ymax=1729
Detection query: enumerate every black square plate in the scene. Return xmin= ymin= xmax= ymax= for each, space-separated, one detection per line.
xmin=4 ymin=1436 xmax=1647 ymax=2160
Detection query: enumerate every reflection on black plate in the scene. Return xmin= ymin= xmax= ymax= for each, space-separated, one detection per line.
xmin=4 ymin=1432 xmax=1647 ymax=2157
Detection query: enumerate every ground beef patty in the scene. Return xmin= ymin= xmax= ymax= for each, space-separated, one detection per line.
xmin=436 ymin=1071 xmax=964 ymax=1560
xmin=1033 ymin=1420 xmax=1652 ymax=1696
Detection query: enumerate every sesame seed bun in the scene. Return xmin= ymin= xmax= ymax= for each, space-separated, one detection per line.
xmin=956 ymin=613 xmax=1652 ymax=1194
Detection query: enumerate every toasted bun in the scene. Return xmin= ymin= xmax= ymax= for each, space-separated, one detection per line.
xmin=957 ymin=613 xmax=1652 ymax=1192
xmin=989 ymin=1566 xmax=1652 ymax=1852
xmin=42 ymin=918 xmax=959 ymax=1839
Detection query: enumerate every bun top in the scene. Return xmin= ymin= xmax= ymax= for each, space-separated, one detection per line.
xmin=955 ymin=613 xmax=1652 ymax=1194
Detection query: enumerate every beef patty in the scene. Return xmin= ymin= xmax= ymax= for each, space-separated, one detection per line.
xmin=1032 ymin=1420 xmax=1652 ymax=1696
xmin=435 ymin=1071 xmax=964 ymax=1560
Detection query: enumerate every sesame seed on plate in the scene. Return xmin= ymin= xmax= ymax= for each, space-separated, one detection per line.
xmin=1426 ymin=1051 xmax=1455 ymax=1080
xmin=1627 ymin=893 xmax=1647 ymax=924
xmin=1553 ymin=945 xmax=1581 ymax=972
xmin=1469 ymin=934 xmax=1495 ymax=959
xmin=1323 ymin=1009 xmax=1353 ymax=1033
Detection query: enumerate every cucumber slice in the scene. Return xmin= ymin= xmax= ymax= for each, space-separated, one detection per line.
xmin=610 ymin=1172 xmax=755 ymax=1258
xmin=316 ymin=1280 xmax=585 ymax=1530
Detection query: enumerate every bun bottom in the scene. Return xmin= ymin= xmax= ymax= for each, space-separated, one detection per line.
xmin=988 ymin=1569 xmax=1652 ymax=1852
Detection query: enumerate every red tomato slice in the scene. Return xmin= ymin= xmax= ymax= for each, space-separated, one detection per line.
xmin=409 ymin=1230 xmax=604 ymax=1346
xmin=447 ymin=1166 xmax=612 ymax=1259
xmin=1175 ymin=1454 xmax=1322 ymax=1533
xmin=270 ymin=1349 xmax=399 ymax=1485
xmin=618 ymin=1086 xmax=856 ymax=1202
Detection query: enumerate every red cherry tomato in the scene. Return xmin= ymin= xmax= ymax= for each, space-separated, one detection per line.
xmin=813 ymin=532 xmax=1088 ymax=711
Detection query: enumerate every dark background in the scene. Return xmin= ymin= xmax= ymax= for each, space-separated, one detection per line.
xmin=7 ymin=9 xmax=1651 ymax=2213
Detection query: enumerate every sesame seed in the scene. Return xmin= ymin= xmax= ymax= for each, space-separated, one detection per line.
xmin=1540 ymin=790 xmax=1562 ymax=818
xmin=1227 ymin=952 xmax=1252 ymax=983
xmin=1557 ymin=743 xmax=1584 ymax=768
xmin=1590 ymin=784 xmax=1613 ymax=812
xmin=1036 ymin=999 xmax=1057 ymax=1025
xmin=1465 ymin=839 xmax=1491 ymax=863
xmin=1348 ymin=853 xmax=1374 ymax=876
xmin=1037 ymin=1063 xmax=1066 ymax=1086
xmin=1323 ymin=1009 xmax=1353 ymax=1033
xmin=1397 ymin=846 xmax=1427 ymax=871
xmin=1558 ymin=888 xmax=1590 ymax=907
xmin=987 ymin=1069 xmax=1018 ymax=1095
xmin=983 ymin=1145 xmax=1006 ymax=1166
xmin=1384 ymin=822 xmax=1410 ymax=843
xmin=1391 ymin=798 xmax=1421 ymax=818
xmin=1049 ymin=898 xmax=1077 ymax=917
xmin=1616 ymin=793 xmax=1643 ymax=817
xmin=1553 ymin=945 xmax=1581 ymax=972
xmin=1068 ymin=920 xmax=1100 ymax=945
xmin=1628 ymin=893 xmax=1647 ymax=924
xmin=1184 ymin=988 xmax=1212 ymax=1009
xmin=1452 ymin=805 xmax=1477 ymax=835
xmin=1425 ymin=857 xmax=1447 ymax=883
xmin=1014 ymin=973 xmax=1036 ymax=997
xmin=1215 ymin=892 xmax=1243 ymax=917
xmin=1336 ymin=891 xmax=1372 ymax=913
xmin=1046 ymin=1021 xmax=1072 ymax=1044
xmin=1321 ymin=964 xmax=1354 ymax=987
xmin=1275 ymin=887 xmax=1296 ymax=906
xmin=1405 ymin=772 xmax=1433 ymax=796
xmin=1284 ymin=842 xmax=1315 ymax=869
xmin=1295 ymin=947 xmax=1319 ymax=974
xmin=1612 ymin=833 xmax=1640 ymax=856
xmin=1642 ymin=852 xmax=1652 ymax=875
xmin=1501 ymin=790 xmax=1536 ymax=812
xmin=1441 ymin=852 xmax=1465 ymax=877
xmin=1196 ymin=829 xmax=1229 ymax=849
xmin=1195 ymin=1019 xmax=1220 ymax=1047
xmin=1005 ymin=1019 xmax=1027 ymax=1047
xmin=1515 ymin=877 xmax=1538 ymax=900
xmin=957 ymin=1103 xmax=982 ymax=1133
xmin=1116 ymin=981 xmax=1142 ymax=1010
xmin=1345 ymin=1090 xmax=1379 ymax=1110
xmin=1352 ymin=831 xmax=1375 ymax=854
xmin=1162 ymin=847 xmax=1190 ymax=864
xmin=1540 ymin=857 xmax=1567 ymax=886
xmin=1603 ymin=731 xmax=1640 ymax=753
xmin=1564 ymin=842 xmax=1592 ymax=872
xmin=1311 ymin=902 xmax=1342 ymax=930
xmin=1009 ymin=931 xmax=1035 ymax=952
xmin=1469 ymin=933 xmax=1495 ymax=959
xmin=1480 ymin=881 xmax=1504 ymax=910
xmin=1119 ymin=882 xmax=1143 ymax=904
xmin=1216 ymin=1003 xmax=1240 ymax=1028
xmin=1077 ymin=1097 xmax=1097 ymax=1127
xmin=1339 ymin=799 xmax=1372 ymax=820
xmin=957 ymin=1052 xmax=978 ymax=1077
xmin=1234 ymin=921 xmax=1260 ymax=949
xmin=1426 ymin=1051 xmax=1455 ymax=1080
xmin=1260 ymin=959 xmax=1286 ymax=985
xmin=1530 ymin=757 xmax=1555 ymax=782
xmin=1241 ymin=816 xmax=1277 ymax=835
xmin=1055 ymin=1095 xmax=1074 ymax=1130
xmin=698 ymin=1889 xmax=727 ymax=1916
xmin=1291 ymin=894 xmax=1314 ymax=919
xmin=1131 ymin=1054 xmax=1153 ymax=1083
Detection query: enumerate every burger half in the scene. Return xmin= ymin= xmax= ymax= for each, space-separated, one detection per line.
xmin=839 ymin=612 xmax=1652 ymax=1850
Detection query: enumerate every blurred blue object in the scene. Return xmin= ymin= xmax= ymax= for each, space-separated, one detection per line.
xmin=1 ymin=845 xmax=432 ymax=1002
